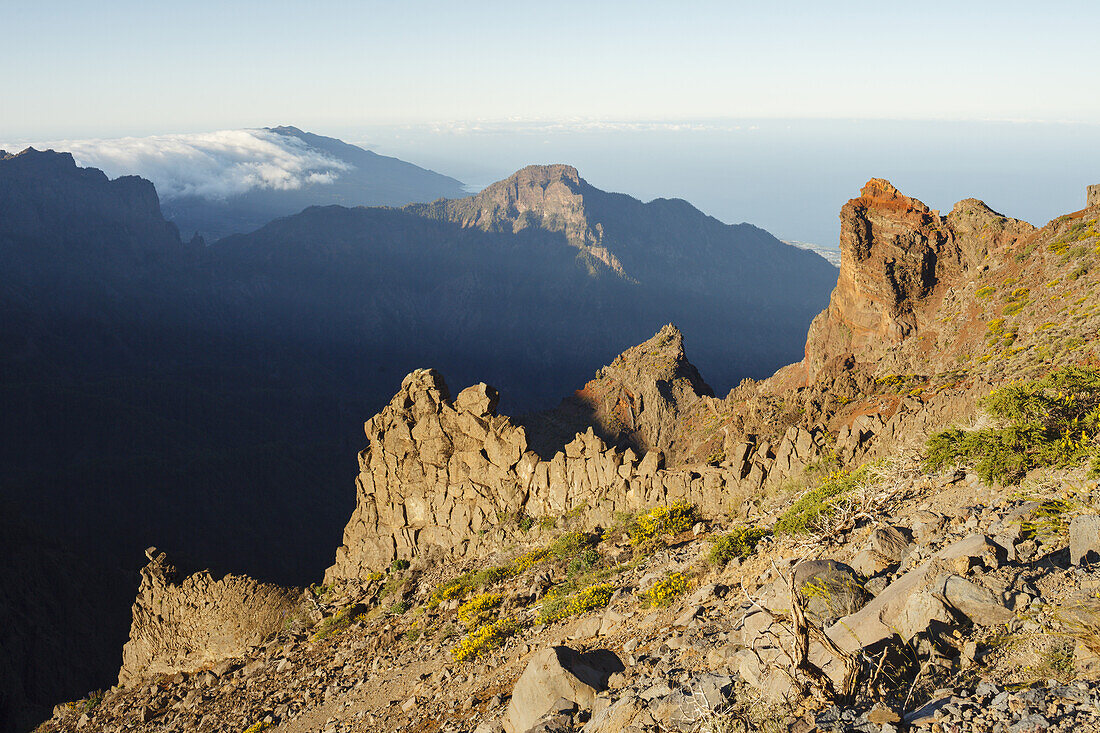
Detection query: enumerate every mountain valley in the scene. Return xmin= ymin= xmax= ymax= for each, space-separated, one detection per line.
xmin=0 ymin=148 xmax=836 ymax=730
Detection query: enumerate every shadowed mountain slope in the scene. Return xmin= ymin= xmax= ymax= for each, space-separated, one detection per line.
xmin=0 ymin=153 xmax=835 ymax=728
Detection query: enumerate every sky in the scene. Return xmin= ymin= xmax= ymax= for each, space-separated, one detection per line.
xmin=3 ymin=1 xmax=1099 ymax=245
xmin=5 ymin=1 xmax=1100 ymax=138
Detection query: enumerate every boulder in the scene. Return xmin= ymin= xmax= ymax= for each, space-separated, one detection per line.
xmin=932 ymin=575 xmax=1014 ymax=625
xmin=502 ymin=646 xmax=624 ymax=733
xmin=1070 ymin=515 xmax=1100 ymax=565
xmin=896 ymin=592 xmax=954 ymax=640
xmin=871 ymin=526 xmax=912 ymax=560
xmin=852 ymin=526 xmax=913 ymax=576
xmin=826 ymin=534 xmax=1003 ymax=654
xmin=793 ymin=559 xmax=870 ymax=625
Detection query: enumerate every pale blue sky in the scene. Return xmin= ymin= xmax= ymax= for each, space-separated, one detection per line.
xmin=4 ymin=1 xmax=1100 ymax=138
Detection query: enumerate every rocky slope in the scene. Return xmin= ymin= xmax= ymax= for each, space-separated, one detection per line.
xmin=32 ymin=180 xmax=1100 ymax=733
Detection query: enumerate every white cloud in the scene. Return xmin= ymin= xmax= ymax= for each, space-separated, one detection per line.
xmin=0 ymin=129 xmax=352 ymax=200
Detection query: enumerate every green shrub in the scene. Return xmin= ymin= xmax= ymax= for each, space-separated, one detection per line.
xmin=708 ymin=525 xmax=769 ymax=565
xmin=388 ymin=600 xmax=410 ymax=616
xmin=925 ymin=366 xmax=1100 ymax=484
xmin=548 ymin=531 xmax=596 ymax=560
xmin=775 ymin=466 xmax=869 ymax=535
xmin=82 ymin=691 xmax=104 ymax=714
xmin=566 ymin=548 xmax=601 ymax=579
xmin=471 ymin=565 xmax=511 ymax=587
xmin=390 ymin=558 xmax=410 ymax=572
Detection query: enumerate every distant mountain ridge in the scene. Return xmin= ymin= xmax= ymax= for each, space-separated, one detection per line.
xmin=163 ymin=126 xmax=467 ymax=240
xmin=5 ymin=127 xmax=468 ymax=242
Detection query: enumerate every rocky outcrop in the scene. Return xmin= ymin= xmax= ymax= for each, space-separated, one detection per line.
xmin=119 ymin=549 xmax=302 ymax=686
xmin=408 ymin=164 xmax=628 ymax=277
xmin=325 ymin=359 xmax=824 ymax=582
xmin=785 ymin=179 xmax=1033 ymax=385
xmin=524 ymin=324 xmax=713 ymax=462
xmin=1088 ymin=184 xmax=1100 ymax=209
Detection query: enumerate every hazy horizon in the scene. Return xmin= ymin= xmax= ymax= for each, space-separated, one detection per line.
xmin=6 ymin=2 xmax=1099 ymax=245
xmin=7 ymin=118 xmax=1099 ymax=247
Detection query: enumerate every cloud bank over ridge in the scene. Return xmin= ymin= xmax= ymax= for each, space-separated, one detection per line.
xmin=2 ymin=129 xmax=352 ymax=201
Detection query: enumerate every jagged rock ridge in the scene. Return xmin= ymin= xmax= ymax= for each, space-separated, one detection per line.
xmin=1 ymin=152 xmax=837 ymax=725
xmin=119 ymin=548 xmax=302 ymax=686
xmin=790 ymin=178 xmax=1035 ymax=385
xmin=325 ymin=328 xmax=826 ymax=582
xmin=522 ymin=323 xmax=714 ymax=461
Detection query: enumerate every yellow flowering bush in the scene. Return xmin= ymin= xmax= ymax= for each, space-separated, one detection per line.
xmin=457 ymin=592 xmax=502 ymax=630
xmin=628 ymin=502 xmax=697 ymax=546
xmin=538 ymin=583 xmax=615 ymax=623
xmin=451 ymin=618 xmax=517 ymax=662
xmin=641 ymin=572 xmax=689 ymax=607
xmin=510 ymin=547 xmax=550 ymax=573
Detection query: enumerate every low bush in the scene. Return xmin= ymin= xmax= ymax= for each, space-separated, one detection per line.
xmin=310 ymin=605 xmax=364 ymax=642
xmin=510 ymin=547 xmax=550 ymax=573
xmin=708 ymin=525 xmax=769 ymax=565
xmin=457 ymin=592 xmax=502 ymax=630
xmin=538 ymin=582 xmax=615 ymax=623
xmin=641 ymin=572 xmax=689 ymax=607
xmin=925 ymin=366 xmax=1100 ymax=484
xmin=628 ymin=502 xmax=697 ymax=546
xmin=1019 ymin=498 xmax=1080 ymax=543
xmin=471 ymin=565 xmax=510 ymax=587
xmin=428 ymin=578 xmax=471 ymax=609
xmin=775 ymin=466 xmax=869 ymax=535
xmin=451 ymin=618 xmax=518 ymax=662
xmin=566 ymin=548 xmax=601 ymax=579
